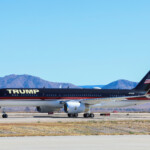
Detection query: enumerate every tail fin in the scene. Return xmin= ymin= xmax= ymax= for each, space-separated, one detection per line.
xmin=147 ymin=89 xmax=150 ymax=95
xmin=134 ymin=71 xmax=150 ymax=91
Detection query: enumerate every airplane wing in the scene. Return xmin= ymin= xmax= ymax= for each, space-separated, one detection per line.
xmin=80 ymin=95 xmax=150 ymax=105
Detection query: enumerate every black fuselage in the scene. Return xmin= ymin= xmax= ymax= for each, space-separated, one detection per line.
xmin=0 ymin=88 xmax=146 ymax=100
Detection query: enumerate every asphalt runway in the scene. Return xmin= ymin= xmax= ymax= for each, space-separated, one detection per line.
xmin=0 ymin=135 xmax=150 ymax=150
xmin=0 ymin=113 xmax=150 ymax=123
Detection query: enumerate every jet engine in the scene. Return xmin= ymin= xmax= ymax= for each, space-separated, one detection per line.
xmin=64 ymin=101 xmax=86 ymax=113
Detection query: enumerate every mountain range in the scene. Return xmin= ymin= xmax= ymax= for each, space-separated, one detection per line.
xmin=0 ymin=74 xmax=138 ymax=89
xmin=102 ymin=79 xmax=138 ymax=89
xmin=79 ymin=80 xmax=138 ymax=89
xmin=0 ymin=74 xmax=79 ymax=88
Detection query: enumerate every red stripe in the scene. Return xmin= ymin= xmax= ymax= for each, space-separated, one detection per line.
xmin=144 ymin=79 xmax=150 ymax=84
xmin=0 ymin=96 xmax=149 ymax=101
xmin=127 ymin=97 xmax=150 ymax=100
xmin=0 ymin=97 xmax=99 ymax=100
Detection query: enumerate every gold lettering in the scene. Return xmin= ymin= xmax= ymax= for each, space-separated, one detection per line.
xmin=33 ymin=89 xmax=39 ymax=94
xmin=13 ymin=90 xmax=19 ymax=94
xmin=7 ymin=89 xmax=40 ymax=94
xmin=7 ymin=89 xmax=12 ymax=94
xmin=19 ymin=90 xmax=26 ymax=94
xmin=25 ymin=90 xmax=34 ymax=94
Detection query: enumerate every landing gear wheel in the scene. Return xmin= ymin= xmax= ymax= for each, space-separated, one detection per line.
xmin=2 ymin=114 xmax=8 ymax=118
xmin=68 ymin=113 xmax=71 ymax=117
xmin=74 ymin=113 xmax=78 ymax=118
xmin=90 ymin=113 xmax=94 ymax=118
xmin=83 ymin=113 xmax=90 ymax=118
xmin=68 ymin=113 xmax=78 ymax=118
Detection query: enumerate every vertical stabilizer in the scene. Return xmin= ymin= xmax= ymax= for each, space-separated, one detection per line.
xmin=134 ymin=71 xmax=150 ymax=91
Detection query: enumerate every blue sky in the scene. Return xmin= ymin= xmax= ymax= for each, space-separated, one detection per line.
xmin=0 ymin=0 xmax=150 ymax=85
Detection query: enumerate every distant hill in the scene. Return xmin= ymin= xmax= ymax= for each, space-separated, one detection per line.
xmin=0 ymin=74 xmax=79 ymax=88
xmin=102 ymin=79 xmax=138 ymax=89
xmin=80 ymin=80 xmax=138 ymax=89
xmin=79 ymin=85 xmax=104 ymax=89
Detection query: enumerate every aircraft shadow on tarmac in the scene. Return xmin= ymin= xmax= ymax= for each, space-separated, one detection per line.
xmin=33 ymin=116 xmax=84 ymax=118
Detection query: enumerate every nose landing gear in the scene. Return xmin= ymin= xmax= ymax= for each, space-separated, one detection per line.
xmin=1 ymin=109 xmax=8 ymax=118
xmin=2 ymin=113 xmax=8 ymax=118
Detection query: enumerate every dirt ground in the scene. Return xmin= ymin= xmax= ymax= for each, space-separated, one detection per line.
xmin=0 ymin=120 xmax=150 ymax=137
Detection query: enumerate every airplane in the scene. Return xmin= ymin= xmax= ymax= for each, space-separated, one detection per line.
xmin=0 ymin=71 xmax=150 ymax=118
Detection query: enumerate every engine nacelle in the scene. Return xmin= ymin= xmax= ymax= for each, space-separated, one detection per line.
xmin=64 ymin=101 xmax=86 ymax=113
xmin=36 ymin=106 xmax=59 ymax=113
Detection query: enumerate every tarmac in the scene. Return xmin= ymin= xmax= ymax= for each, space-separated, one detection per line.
xmin=0 ymin=113 xmax=150 ymax=149
xmin=0 ymin=112 xmax=150 ymax=123
xmin=0 ymin=135 xmax=150 ymax=150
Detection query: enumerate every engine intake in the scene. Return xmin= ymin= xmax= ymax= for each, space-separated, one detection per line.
xmin=64 ymin=101 xmax=86 ymax=113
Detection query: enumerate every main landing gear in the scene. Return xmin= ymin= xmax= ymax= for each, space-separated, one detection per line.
xmin=68 ymin=113 xmax=78 ymax=118
xmin=83 ymin=113 xmax=94 ymax=118
xmin=67 ymin=113 xmax=95 ymax=118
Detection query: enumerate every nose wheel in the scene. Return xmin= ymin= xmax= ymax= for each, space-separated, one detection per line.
xmin=2 ymin=113 xmax=8 ymax=118
xmin=1 ymin=108 xmax=8 ymax=118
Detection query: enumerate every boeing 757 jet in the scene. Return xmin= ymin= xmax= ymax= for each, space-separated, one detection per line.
xmin=0 ymin=71 xmax=150 ymax=118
